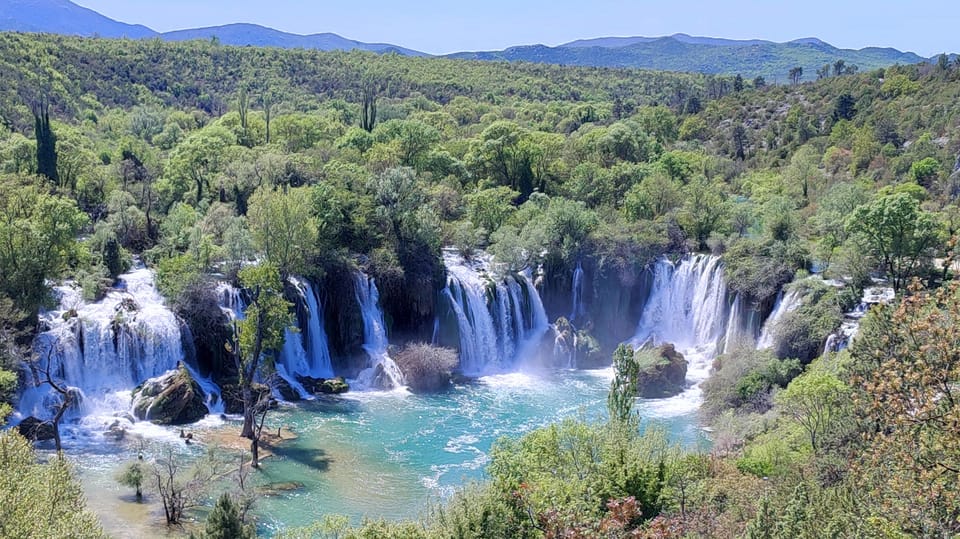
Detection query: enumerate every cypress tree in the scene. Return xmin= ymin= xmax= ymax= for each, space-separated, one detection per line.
xmin=33 ymin=100 xmax=58 ymax=184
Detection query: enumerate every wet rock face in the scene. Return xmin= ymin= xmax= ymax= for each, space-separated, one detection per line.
xmin=131 ymin=366 xmax=207 ymax=425
xmin=635 ymin=343 xmax=688 ymax=398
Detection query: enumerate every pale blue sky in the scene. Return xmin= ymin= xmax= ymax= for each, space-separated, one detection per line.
xmin=74 ymin=0 xmax=957 ymax=56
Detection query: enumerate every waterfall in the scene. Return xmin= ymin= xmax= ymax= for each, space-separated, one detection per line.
xmin=18 ymin=265 xmax=187 ymax=422
xmin=441 ymin=250 xmax=551 ymax=375
xmin=757 ymin=289 xmax=803 ymax=350
xmin=823 ymin=285 xmax=895 ymax=355
xmin=277 ymin=277 xmax=335 ymax=397
xmin=629 ymin=254 xmax=736 ymax=416
xmin=217 ymin=281 xmax=246 ymax=321
xmin=570 ymin=261 xmax=584 ymax=321
xmin=353 ymin=273 xmax=405 ymax=390
xmin=632 ymin=255 xmax=728 ymax=350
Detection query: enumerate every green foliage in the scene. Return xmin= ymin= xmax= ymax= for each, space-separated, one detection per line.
xmin=237 ymin=262 xmax=293 ymax=364
xmin=115 ymin=460 xmax=145 ymax=500
xmin=0 ymin=175 xmax=87 ymax=318
xmin=608 ymin=344 xmax=639 ymax=423
xmin=846 ymin=191 xmax=941 ymax=290
xmin=775 ymin=370 xmax=848 ymax=452
xmin=247 ymin=185 xmax=318 ymax=278
xmin=0 ymin=431 xmax=106 ymax=538
xmin=202 ymin=493 xmax=255 ymax=539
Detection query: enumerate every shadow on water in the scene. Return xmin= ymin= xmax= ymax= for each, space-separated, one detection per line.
xmin=297 ymin=395 xmax=365 ymax=415
xmin=273 ymin=444 xmax=333 ymax=472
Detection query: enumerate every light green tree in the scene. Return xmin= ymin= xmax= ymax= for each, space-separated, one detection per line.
xmin=0 ymin=431 xmax=106 ymax=538
xmin=235 ymin=263 xmax=294 ymax=467
xmin=846 ymin=192 xmax=941 ymax=290
xmin=247 ymin=185 xmax=317 ymax=280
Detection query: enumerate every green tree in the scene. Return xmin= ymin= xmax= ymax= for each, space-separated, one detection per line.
xmin=115 ymin=459 xmax=146 ymax=501
xmin=203 ymin=493 xmax=254 ymax=539
xmin=846 ymin=192 xmax=940 ymax=290
xmin=679 ymin=177 xmax=728 ymax=250
xmin=608 ymin=344 xmax=639 ymax=424
xmin=235 ymin=263 xmax=294 ymax=466
xmin=0 ymin=431 xmax=106 ymax=538
xmin=0 ymin=176 xmax=87 ymax=318
xmin=247 ymin=185 xmax=317 ymax=279
xmin=166 ymin=126 xmax=236 ymax=205
xmin=32 ymin=99 xmax=58 ymax=184
xmin=775 ymin=370 xmax=848 ymax=452
xmin=465 ymin=186 xmax=518 ymax=234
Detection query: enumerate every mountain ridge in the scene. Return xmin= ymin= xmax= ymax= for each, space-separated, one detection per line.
xmin=0 ymin=0 xmax=947 ymax=80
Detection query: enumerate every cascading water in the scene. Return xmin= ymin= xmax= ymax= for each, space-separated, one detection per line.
xmin=823 ymin=285 xmax=895 ymax=354
xmin=722 ymin=293 xmax=762 ymax=354
xmin=630 ymin=254 xmax=732 ymax=416
xmin=18 ymin=265 xmax=188 ymax=425
xmin=354 ymin=273 xmax=406 ymax=390
xmin=441 ymin=251 xmax=551 ymax=375
xmin=756 ymin=289 xmax=803 ymax=350
xmin=277 ymin=277 xmax=335 ymax=398
xmin=570 ymin=260 xmax=585 ymax=322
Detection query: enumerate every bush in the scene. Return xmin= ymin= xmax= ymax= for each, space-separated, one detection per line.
xmin=392 ymin=343 xmax=458 ymax=393
xmin=773 ymin=283 xmax=843 ymax=363
xmin=702 ymin=348 xmax=801 ymax=417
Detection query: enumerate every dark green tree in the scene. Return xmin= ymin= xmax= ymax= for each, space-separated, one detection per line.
xmin=32 ymin=99 xmax=58 ymax=184
xmin=202 ymin=493 xmax=254 ymax=539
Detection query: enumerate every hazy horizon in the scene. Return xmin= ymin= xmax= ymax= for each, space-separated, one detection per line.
xmin=71 ymin=0 xmax=958 ymax=57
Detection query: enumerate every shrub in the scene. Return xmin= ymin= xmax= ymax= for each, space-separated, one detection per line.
xmin=392 ymin=343 xmax=458 ymax=393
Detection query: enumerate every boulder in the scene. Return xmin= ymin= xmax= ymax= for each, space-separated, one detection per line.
xmin=635 ymin=343 xmax=688 ymax=398
xmin=297 ymin=375 xmax=350 ymax=395
xmin=16 ymin=416 xmax=56 ymax=441
xmin=274 ymin=377 xmax=302 ymax=402
xmin=132 ymin=366 xmax=208 ymax=425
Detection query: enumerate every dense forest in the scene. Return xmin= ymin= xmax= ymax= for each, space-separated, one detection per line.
xmin=2 ymin=32 xmax=960 ymax=538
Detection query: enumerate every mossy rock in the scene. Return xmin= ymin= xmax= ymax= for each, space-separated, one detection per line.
xmin=635 ymin=343 xmax=688 ymax=398
xmin=318 ymin=377 xmax=349 ymax=395
xmin=131 ymin=365 xmax=207 ymax=425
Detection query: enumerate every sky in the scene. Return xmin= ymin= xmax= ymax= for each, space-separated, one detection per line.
xmin=73 ymin=0 xmax=958 ymax=57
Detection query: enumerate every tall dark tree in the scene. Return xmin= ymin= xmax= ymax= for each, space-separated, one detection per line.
xmin=360 ymin=82 xmax=378 ymax=133
xmin=789 ymin=67 xmax=803 ymax=85
xmin=32 ymin=99 xmax=58 ymax=184
xmin=832 ymin=59 xmax=846 ymax=77
xmin=732 ymin=125 xmax=747 ymax=160
xmin=833 ymin=93 xmax=857 ymax=122
xmin=733 ymin=74 xmax=744 ymax=92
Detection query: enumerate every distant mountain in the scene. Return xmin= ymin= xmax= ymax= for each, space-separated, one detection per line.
xmin=449 ymin=35 xmax=927 ymax=82
xmin=0 ymin=0 xmax=425 ymax=55
xmin=0 ymin=0 xmax=156 ymax=38
xmin=0 ymin=0 xmax=940 ymax=79
xmin=161 ymin=23 xmax=427 ymax=56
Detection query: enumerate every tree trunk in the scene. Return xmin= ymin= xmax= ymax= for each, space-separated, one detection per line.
xmin=251 ymin=437 xmax=259 ymax=469
xmin=241 ymin=384 xmax=255 ymax=439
